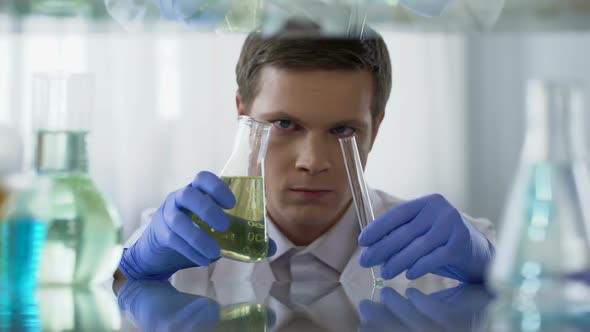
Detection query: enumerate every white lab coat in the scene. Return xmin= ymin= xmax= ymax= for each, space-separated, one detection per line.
xmin=125 ymin=188 xmax=495 ymax=304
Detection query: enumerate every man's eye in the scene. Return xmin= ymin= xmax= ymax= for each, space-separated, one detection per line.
xmin=273 ymin=120 xmax=295 ymax=130
xmin=332 ymin=126 xmax=355 ymax=136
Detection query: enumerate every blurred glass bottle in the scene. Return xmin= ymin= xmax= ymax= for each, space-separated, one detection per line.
xmin=1 ymin=124 xmax=50 ymax=292
xmin=487 ymin=79 xmax=590 ymax=312
xmin=1 ymin=126 xmax=48 ymax=331
xmin=1 ymin=174 xmax=51 ymax=291
xmin=32 ymin=72 xmax=123 ymax=286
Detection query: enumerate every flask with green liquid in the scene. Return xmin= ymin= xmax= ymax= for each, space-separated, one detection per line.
xmin=191 ymin=115 xmax=272 ymax=262
xmin=32 ymin=72 xmax=123 ymax=286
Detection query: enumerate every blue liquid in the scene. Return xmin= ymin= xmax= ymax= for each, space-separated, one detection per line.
xmin=0 ymin=290 xmax=41 ymax=332
xmin=0 ymin=219 xmax=48 ymax=290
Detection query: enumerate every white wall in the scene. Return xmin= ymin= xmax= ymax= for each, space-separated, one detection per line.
xmin=466 ymin=32 xmax=590 ymax=224
xmin=1 ymin=22 xmax=469 ymax=239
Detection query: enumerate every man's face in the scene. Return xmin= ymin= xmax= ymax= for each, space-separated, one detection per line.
xmin=241 ymin=66 xmax=383 ymax=234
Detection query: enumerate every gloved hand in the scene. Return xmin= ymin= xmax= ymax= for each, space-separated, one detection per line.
xmin=358 ymin=285 xmax=492 ymax=332
xmin=119 ymin=171 xmax=277 ymax=280
xmin=358 ymin=194 xmax=494 ymax=283
xmin=117 ymin=280 xmax=221 ymax=331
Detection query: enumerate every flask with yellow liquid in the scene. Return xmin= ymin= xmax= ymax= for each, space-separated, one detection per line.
xmin=191 ymin=115 xmax=272 ymax=262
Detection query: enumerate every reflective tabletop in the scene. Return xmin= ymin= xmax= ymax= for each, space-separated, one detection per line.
xmin=4 ymin=279 xmax=590 ymax=331
xmin=2 ymin=0 xmax=590 ymax=35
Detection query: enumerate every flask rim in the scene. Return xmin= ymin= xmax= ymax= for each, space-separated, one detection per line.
xmin=238 ymin=115 xmax=272 ymax=129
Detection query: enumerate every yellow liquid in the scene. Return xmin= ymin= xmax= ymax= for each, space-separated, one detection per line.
xmin=191 ymin=176 xmax=268 ymax=262
xmin=0 ymin=186 xmax=8 ymax=217
xmin=217 ymin=303 xmax=269 ymax=332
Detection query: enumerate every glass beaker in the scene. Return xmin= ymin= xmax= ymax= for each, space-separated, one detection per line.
xmin=32 ymin=72 xmax=123 ymax=286
xmin=486 ymin=79 xmax=590 ymax=312
xmin=191 ymin=115 xmax=272 ymax=263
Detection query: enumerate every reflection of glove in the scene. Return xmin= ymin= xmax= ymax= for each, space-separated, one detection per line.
xmin=359 ymin=285 xmax=492 ymax=332
xmin=119 ymin=171 xmax=277 ymax=280
xmin=154 ymin=0 xmax=232 ymax=26
xmin=359 ymin=194 xmax=494 ymax=282
xmin=117 ymin=280 xmax=221 ymax=331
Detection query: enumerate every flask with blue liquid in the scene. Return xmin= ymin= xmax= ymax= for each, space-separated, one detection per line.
xmin=487 ymin=80 xmax=590 ymax=313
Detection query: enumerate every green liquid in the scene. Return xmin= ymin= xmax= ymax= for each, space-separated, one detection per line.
xmin=217 ymin=303 xmax=269 ymax=332
xmin=191 ymin=176 xmax=268 ymax=262
xmin=39 ymin=175 xmax=123 ymax=285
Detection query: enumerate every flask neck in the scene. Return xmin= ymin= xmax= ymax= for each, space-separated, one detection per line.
xmin=220 ymin=116 xmax=271 ymax=177
xmin=524 ymin=81 xmax=587 ymax=163
xmin=34 ymin=130 xmax=89 ymax=174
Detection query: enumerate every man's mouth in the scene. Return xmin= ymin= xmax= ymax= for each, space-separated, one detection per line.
xmin=289 ymin=188 xmax=333 ymax=200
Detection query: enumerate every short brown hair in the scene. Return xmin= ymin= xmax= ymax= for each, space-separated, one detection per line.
xmin=235 ymin=19 xmax=392 ymax=120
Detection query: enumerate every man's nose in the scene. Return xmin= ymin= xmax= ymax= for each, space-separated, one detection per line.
xmin=295 ymin=133 xmax=332 ymax=175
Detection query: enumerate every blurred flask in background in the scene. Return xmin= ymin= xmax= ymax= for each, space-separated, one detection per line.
xmin=487 ymin=79 xmax=590 ymax=313
xmin=32 ymin=72 xmax=123 ymax=286
xmin=1 ymin=126 xmax=48 ymax=332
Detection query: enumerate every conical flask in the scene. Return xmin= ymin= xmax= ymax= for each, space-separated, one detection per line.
xmin=191 ymin=115 xmax=272 ymax=262
xmin=487 ymin=79 xmax=590 ymax=311
xmin=32 ymin=72 xmax=123 ymax=286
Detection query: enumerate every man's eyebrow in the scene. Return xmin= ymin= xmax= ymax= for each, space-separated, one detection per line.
xmin=332 ymin=119 xmax=368 ymax=128
xmin=258 ymin=110 xmax=369 ymax=128
xmin=258 ymin=110 xmax=302 ymax=122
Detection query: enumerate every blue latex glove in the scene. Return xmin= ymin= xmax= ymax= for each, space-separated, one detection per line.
xmin=358 ymin=194 xmax=494 ymax=283
xmin=358 ymin=285 xmax=492 ymax=332
xmin=119 ymin=171 xmax=277 ymax=280
xmin=117 ymin=280 xmax=221 ymax=331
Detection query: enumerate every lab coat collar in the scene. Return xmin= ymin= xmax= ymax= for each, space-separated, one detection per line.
xmin=266 ymin=203 xmax=360 ymax=274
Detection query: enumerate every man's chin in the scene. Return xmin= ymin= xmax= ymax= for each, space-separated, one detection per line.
xmin=280 ymin=211 xmax=341 ymax=228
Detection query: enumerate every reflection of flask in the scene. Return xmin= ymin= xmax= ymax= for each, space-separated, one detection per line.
xmin=217 ymin=302 xmax=271 ymax=332
xmin=487 ymin=80 xmax=590 ymax=311
xmin=38 ymin=286 xmax=121 ymax=331
xmin=0 ymin=289 xmax=42 ymax=331
xmin=486 ymin=295 xmax=590 ymax=332
xmin=32 ymin=73 xmax=123 ymax=286
xmin=191 ymin=115 xmax=272 ymax=262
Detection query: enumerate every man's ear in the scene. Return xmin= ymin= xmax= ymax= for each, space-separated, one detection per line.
xmin=236 ymin=93 xmax=247 ymax=116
